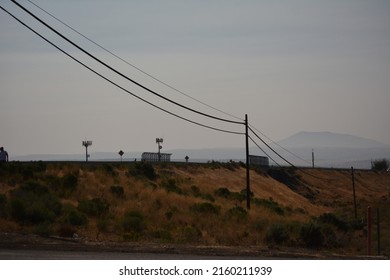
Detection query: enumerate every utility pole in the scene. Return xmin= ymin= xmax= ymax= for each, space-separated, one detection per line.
xmin=245 ymin=114 xmax=250 ymax=210
xmin=351 ymin=167 xmax=357 ymax=219
xmin=312 ymin=149 xmax=315 ymax=168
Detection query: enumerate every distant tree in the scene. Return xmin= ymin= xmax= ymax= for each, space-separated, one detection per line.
xmin=371 ymin=159 xmax=389 ymax=171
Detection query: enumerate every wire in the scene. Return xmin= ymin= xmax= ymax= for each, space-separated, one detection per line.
xmin=26 ymin=0 xmax=244 ymax=123
xmin=249 ymin=124 xmax=311 ymax=165
xmin=248 ymin=135 xmax=281 ymax=167
xmin=26 ymin=0 xmax=315 ymax=167
xmin=248 ymin=126 xmax=296 ymax=168
xmin=248 ymin=127 xmax=334 ymax=180
xmin=0 ymin=5 xmax=245 ymax=136
xmin=11 ymin=0 xmax=244 ymax=126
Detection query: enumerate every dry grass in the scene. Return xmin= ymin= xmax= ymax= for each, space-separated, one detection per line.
xmin=0 ymin=162 xmax=389 ymax=255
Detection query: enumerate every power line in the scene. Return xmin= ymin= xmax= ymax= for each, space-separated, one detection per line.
xmin=11 ymin=0 xmax=244 ymax=126
xmin=25 ymin=0 xmax=314 ymax=167
xmin=0 ymin=5 xmax=244 ymax=136
xmin=248 ymin=126 xmax=296 ymax=168
xmin=248 ymin=127 xmax=334 ymax=181
xmin=9 ymin=0 xmax=324 ymax=170
xmin=26 ymin=0 xmax=244 ymax=123
xmin=248 ymin=135 xmax=281 ymax=167
xmin=249 ymin=124 xmax=311 ymax=165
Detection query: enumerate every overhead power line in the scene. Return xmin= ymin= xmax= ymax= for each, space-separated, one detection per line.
xmin=25 ymin=0 xmax=313 ymax=167
xmin=0 ymin=5 xmax=244 ymax=136
xmin=248 ymin=135 xmax=280 ymax=167
xmin=249 ymin=124 xmax=311 ymax=165
xmin=26 ymin=0 xmax=244 ymax=123
xmin=11 ymin=0 xmax=244 ymax=126
xmin=249 ymin=126 xmax=296 ymax=168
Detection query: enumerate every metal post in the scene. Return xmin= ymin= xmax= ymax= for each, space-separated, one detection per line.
xmin=245 ymin=114 xmax=250 ymax=210
xmin=351 ymin=167 xmax=357 ymax=219
xmin=367 ymin=206 xmax=372 ymax=256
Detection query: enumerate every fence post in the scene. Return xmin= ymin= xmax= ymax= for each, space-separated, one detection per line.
xmin=351 ymin=167 xmax=357 ymax=219
xmin=377 ymin=208 xmax=381 ymax=256
xmin=367 ymin=206 xmax=372 ymax=256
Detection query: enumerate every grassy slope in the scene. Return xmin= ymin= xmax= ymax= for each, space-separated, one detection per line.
xmin=0 ymin=162 xmax=389 ymax=256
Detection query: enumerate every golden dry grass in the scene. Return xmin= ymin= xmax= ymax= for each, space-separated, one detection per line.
xmin=1 ymin=162 xmax=389 ymax=254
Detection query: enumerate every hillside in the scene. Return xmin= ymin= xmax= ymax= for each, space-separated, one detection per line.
xmin=0 ymin=161 xmax=389 ymax=257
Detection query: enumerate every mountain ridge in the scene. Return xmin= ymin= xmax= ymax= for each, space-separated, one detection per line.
xmin=277 ymin=131 xmax=389 ymax=149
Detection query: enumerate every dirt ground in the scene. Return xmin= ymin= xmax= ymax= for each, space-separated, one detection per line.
xmin=0 ymin=232 xmax=385 ymax=260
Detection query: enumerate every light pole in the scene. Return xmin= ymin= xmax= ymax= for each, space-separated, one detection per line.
xmin=82 ymin=140 xmax=92 ymax=162
xmin=156 ymin=138 xmax=163 ymax=162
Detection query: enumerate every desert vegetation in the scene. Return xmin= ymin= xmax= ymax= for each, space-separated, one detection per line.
xmin=0 ymin=161 xmax=389 ymax=256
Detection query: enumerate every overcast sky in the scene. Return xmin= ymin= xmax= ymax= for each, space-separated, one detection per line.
xmin=1 ymin=0 xmax=389 ymax=157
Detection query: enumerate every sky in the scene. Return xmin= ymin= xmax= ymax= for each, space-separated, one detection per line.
xmin=1 ymin=0 xmax=390 ymax=158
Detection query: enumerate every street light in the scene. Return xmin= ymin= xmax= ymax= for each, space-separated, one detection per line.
xmin=82 ymin=140 xmax=92 ymax=162
xmin=156 ymin=138 xmax=163 ymax=162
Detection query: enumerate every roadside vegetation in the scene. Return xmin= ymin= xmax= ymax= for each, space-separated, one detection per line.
xmin=0 ymin=161 xmax=389 ymax=256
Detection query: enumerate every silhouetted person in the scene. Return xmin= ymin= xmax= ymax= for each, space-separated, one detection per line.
xmin=0 ymin=147 xmax=8 ymax=162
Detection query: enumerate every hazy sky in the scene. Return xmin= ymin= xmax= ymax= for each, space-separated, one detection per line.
xmin=1 ymin=0 xmax=389 ymax=157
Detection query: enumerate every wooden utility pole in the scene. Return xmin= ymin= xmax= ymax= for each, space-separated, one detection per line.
xmin=245 ymin=114 xmax=250 ymax=210
xmin=312 ymin=149 xmax=315 ymax=168
xmin=367 ymin=206 xmax=372 ymax=256
xmin=351 ymin=167 xmax=357 ymax=219
xmin=377 ymin=208 xmax=381 ymax=256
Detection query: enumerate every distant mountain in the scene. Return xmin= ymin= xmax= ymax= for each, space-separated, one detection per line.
xmin=273 ymin=131 xmax=390 ymax=169
xmin=277 ymin=131 xmax=389 ymax=149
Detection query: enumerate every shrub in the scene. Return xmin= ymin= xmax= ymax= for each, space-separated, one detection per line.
xmin=225 ymin=206 xmax=248 ymax=221
xmin=214 ymin=187 xmax=246 ymax=201
xmin=110 ymin=185 xmax=125 ymax=198
xmin=371 ymin=159 xmax=389 ymax=171
xmin=214 ymin=187 xmax=231 ymax=198
xmin=122 ymin=210 xmax=146 ymax=233
xmin=78 ymin=198 xmax=109 ymax=217
xmin=97 ymin=218 xmax=110 ymax=233
xmin=190 ymin=202 xmax=220 ymax=215
xmin=34 ymin=222 xmax=52 ymax=237
xmin=265 ymin=223 xmax=291 ymax=245
xmin=62 ymin=174 xmax=78 ymax=190
xmin=299 ymin=222 xmax=325 ymax=248
xmin=161 ymin=179 xmax=185 ymax=195
xmin=317 ymin=213 xmax=349 ymax=231
xmin=67 ymin=209 xmax=88 ymax=226
xmin=8 ymin=181 xmax=62 ymax=224
xmin=253 ymin=219 xmax=268 ymax=232
xmin=102 ymin=164 xmax=117 ymax=176
xmin=190 ymin=185 xmax=201 ymax=197
xmin=128 ymin=162 xmax=157 ymax=180
xmin=179 ymin=225 xmax=202 ymax=243
xmin=253 ymin=198 xmax=285 ymax=215
xmin=0 ymin=194 xmax=7 ymax=218
xmin=267 ymin=168 xmax=301 ymax=187
xmin=45 ymin=173 xmax=78 ymax=198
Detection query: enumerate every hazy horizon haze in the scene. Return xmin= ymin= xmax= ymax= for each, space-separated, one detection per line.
xmin=1 ymin=0 xmax=390 ymax=157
